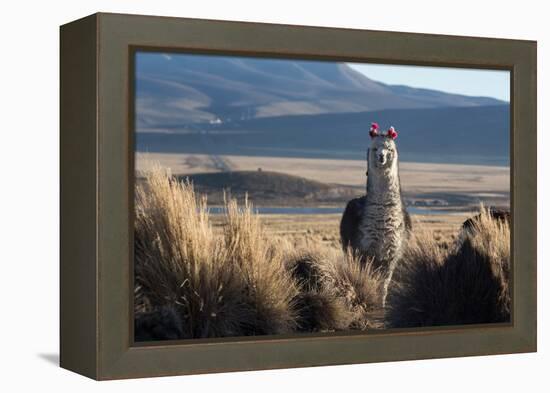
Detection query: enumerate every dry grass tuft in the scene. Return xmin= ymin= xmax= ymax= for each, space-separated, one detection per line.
xmin=293 ymin=288 xmax=352 ymax=332
xmin=222 ymin=197 xmax=299 ymax=335
xmin=286 ymin=247 xmax=352 ymax=331
xmin=386 ymin=207 xmax=510 ymax=328
xmin=327 ymin=250 xmax=384 ymax=329
xmin=134 ymin=166 xmax=296 ymax=339
xmin=286 ymin=246 xmax=384 ymax=331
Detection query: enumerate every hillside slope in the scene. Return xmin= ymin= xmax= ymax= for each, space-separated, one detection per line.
xmin=137 ymin=105 xmax=510 ymax=166
xmin=135 ymin=52 xmax=506 ymax=128
xmin=179 ymin=171 xmax=360 ymax=206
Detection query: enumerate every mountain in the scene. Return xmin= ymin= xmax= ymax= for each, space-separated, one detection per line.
xmin=135 ymin=52 xmax=509 ymax=166
xmin=135 ymin=53 xmax=506 ymax=129
xmin=137 ymin=105 xmax=510 ymax=166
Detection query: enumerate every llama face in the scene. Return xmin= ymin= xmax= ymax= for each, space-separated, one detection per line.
xmin=368 ymin=137 xmax=398 ymax=170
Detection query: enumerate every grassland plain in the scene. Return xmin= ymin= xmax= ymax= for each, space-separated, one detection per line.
xmin=136 ymin=152 xmax=510 ymax=244
xmin=210 ymin=213 xmax=470 ymax=251
xmin=135 ymin=152 xmax=510 ymax=194
xmin=134 ymin=167 xmax=511 ymax=340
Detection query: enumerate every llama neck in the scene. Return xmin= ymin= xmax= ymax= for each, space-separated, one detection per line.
xmin=366 ymin=165 xmax=402 ymax=204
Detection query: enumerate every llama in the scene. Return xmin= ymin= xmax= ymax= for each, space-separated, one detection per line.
xmin=340 ymin=123 xmax=411 ymax=305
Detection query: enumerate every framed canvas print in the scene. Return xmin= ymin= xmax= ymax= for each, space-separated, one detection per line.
xmin=60 ymin=13 xmax=537 ymax=380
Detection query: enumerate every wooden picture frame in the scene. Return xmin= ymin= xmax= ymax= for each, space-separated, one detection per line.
xmin=60 ymin=12 xmax=537 ymax=380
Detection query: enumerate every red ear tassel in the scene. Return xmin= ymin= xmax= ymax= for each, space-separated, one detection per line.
xmin=387 ymin=126 xmax=398 ymax=140
xmin=369 ymin=122 xmax=379 ymax=138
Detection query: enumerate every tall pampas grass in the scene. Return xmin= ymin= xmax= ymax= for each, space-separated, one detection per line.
xmin=386 ymin=207 xmax=511 ymax=328
xmin=135 ymin=166 xmax=251 ymax=339
xmin=134 ymin=166 xmax=297 ymax=340
xmin=222 ymin=197 xmax=299 ymax=335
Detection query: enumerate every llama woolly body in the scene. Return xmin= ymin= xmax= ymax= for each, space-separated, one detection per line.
xmin=359 ymin=162 xmax=407 ymax=277
xmin=340 ymin=129 xmax=411 ymax=304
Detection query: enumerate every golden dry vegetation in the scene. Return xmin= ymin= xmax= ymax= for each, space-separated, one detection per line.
xmin=134 ymin=167 xmax=511 ymax=341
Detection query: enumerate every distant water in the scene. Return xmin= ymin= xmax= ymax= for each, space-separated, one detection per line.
xmin=208 ymin=206 xmax=459 ymax=215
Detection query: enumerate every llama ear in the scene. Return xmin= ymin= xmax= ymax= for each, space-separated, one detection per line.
xmin=369 ymin=122 xmax=379 ymax=138
xmin=387 ymin=126 xmax=398 ymax=140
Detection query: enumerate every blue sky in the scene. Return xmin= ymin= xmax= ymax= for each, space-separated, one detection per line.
xmin=348 ymin=63 xmax=510 ymax=102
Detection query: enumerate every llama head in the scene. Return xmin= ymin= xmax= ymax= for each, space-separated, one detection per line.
xmin=368 ymin=124 xmax=399 ymax=171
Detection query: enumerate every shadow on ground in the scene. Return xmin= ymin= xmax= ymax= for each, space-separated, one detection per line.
xmin=38 ymin=353 xmax=59 ymax=366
